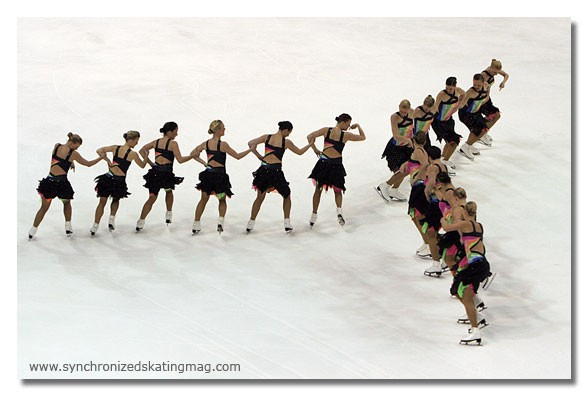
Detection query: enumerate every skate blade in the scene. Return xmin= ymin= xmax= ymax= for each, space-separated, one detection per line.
xmin=458 ymin=149 xmax=474 ymax=161
xmin=135 ymin=228 xmax=142 ymax=232
xmin=417 ymin=254 xmax=432 ymax=260
xmin=476 ymin=140 xmax=492 ymax=147
xmin=424 ymin=271 xmax=442 ymax=277
xmin=374 ymin=187 xmax=390 ymax=203
xmin=482 ymin=272 xmax=497 ymax=290
xmin=476 ymin=303 xmax=487 ymax=312
xmin=217 ymin=226 xmax=223 ymax=234
xmin=66 ymin=232 xmax=73 ymax=238
xmin=90 ymin=232 xmax=96 ymax=237
xmin=108 ymin=225 xmax=115 ymax=232
xmin=459 ymin=339 xmax=482 ymax=346
xmin=192 ymin=230 xmax=200 ymax=235
xmin=285 ymin=228 xmax=293 ymax=233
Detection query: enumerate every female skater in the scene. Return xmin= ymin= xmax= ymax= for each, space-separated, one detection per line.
xmin=457 ymin=74 xmax=491 ymax=160
xmin=191 ymin=120 xmax=251 ymax=234
xmin=136 ymin=121 xmax=193 ymax=231
xmin=441 ymin=201 xmax=491 ymax=345
xmin=477 ymin=59 xmax=509 ymax=146
xmin=29 ymin=133 xmax=106 ymax=239
xmin=90 ymin=130 xmax=148 ymax=235
xmin=421 ymin=147 xmax=450 ymax=276
xmin=307 ymin=113 xmax=366 ymax=227
xmin=405 ymin=131 xmax=430 ymax=258
xmin=245 ymin=121 xmax=312 ymax=233
xmin=412 ymin=95 xmax=436 ymax=148
xmin=376 ymin=100 xmax=414 ymax=202
xmin=437 ymin=186 xmax=467 ymax=275
xmin=431 ymin=77 xmax=466 ymax=172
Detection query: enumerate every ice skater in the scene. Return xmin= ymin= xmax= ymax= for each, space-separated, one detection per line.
xmin=191 ymin=120 xmax=251 ymax=234
xmin=245 ymin=121 xmax=312 ymax=233
xmin=405 ymin=131 xmax=430 ymax=258
xmin=307 ymin=113 xmax=366 ymax=227
xmin=457 ymin=74 xmax=491 ymax=160
xmin=136 ymin=122 xmax=194 ymax=231
xmin=29 ymin=133 xmax=106 ymax=239
xmin=441 ymin=201 xmax=492 ymax=345
xmin=376 ymin=100 xmax=414 ymax=202
xmin=421 ymin=154 xmax=451 ymax=277
xmin=437 ymin=187 xmax=467 ymax=276
xmin=431 ymin=77 xmax=466 ymax=173
xmin=477 ymin=59 xmax=509 ymax=146
xmin=412 ymin=95 xmax=436 ymax=148
xmin=91 ymin=131 xmax=148 ymax=236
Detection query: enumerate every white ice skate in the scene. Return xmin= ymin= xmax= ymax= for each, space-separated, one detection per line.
xmin=416 ymin=243 xmax=428 ymax=255
xmin=246 ymin=219 xmax=255 ymax=233
xmin=65 ymin=221 xmax=73 ymax=237
xmin=284 ymin=218 xmax=293 ymax=233
xmin=108 ymin=215 xmax=116 ymax=231
xmin=309 ymin=212 xmax=318 ymax=228
xmin=470 ymin=145 xmax=480 ymax=156
xmin=217 ymin=217 xmax=224 ymax=234
xmin=442 ymin=159 xmax=456 ymax=169
xmin=459 ymin=327 xmax=482 ymax=346
xmin=417 ymin=244 xmax=432 ymax=259
xmin=424 ymin=260 xmax=442 ymax=277
xmin=90 ymin=222 xmax=99 ymax=236
xmin=457 ymin=312 xmax=489 ymax=328
xmin=337 ymin=214 xmax=345 ymax=226
xmin=459 ymin=144 xmax=475 ymax=161
xmin=375 ymin=182 xmax=391 ymax=202
xmin=192 ymin=220 xmax=201 ymax=234
xmin=136 ymin=219 xmax=145 ymax=232
xmin=165 ymin=211 xmax=173 ymax=225
xmin=389 ymin=187 xmax=407 ymax=202
xmin=477 ymin=134 xmax=493 ymax=147
xmin=28 ymin=226 xmax=38 ymax=240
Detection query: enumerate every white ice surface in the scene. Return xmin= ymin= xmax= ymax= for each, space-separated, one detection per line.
xmin=17 ymin=17 xmax=571 ymax=380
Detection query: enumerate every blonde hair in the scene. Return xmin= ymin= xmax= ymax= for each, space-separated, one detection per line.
xmin=423 ymin=95 xmax=435 ymax=107
xmin=123 ymin=130 xmax=140 ymax=141
xmin=454 ymin=187 xmax=467 ymax=200
xmin=400 ymin=99 xmax=411 ymax=108
xmin=67 ymin=132 xmax=82 ymax=144
xmin=465 ymin=201 xmax=477 ymax=217
xmin=491 ymin=59 xmax=502 ymax=70
xmin=208 ymin=120 xmax=224 ymax=134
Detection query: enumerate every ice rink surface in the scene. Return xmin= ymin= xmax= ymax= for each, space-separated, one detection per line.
xmin=16 ymin=17 xmax=572 ymax=382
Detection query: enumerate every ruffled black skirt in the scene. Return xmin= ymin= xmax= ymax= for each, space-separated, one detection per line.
xmin=382 ymin=139 xmax=413 ymax=172
xmin=420 ymin=199 xmax=443 ymax=232
xmin=252 ymin=163 xmax=291 ymax=198
xmin=408 ymin=181 xmax=429 ymax=217
xmin=94 ymin=173 xmax=130 ymax=199
xmin=308 ymin=156 xmax=346 ymax=192
xmin=437 ymin=230 xmax=462 ymax=254
xmin=37 ymin=174 xmax=74 ymax=200
xmin=431 ymin=118 xmax=462 ymax=144
xmin=143 ymin=164 xmax=184 ymax=195
xmin=450 ymin=256 xmax=492 ymax=297
xmin=458 ymin=108 xmax=487 ymax=137
xmin=196 ymin=167 xmax=233 ymax=198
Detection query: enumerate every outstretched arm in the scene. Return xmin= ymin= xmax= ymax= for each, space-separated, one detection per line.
xmin=170 ymin=141 xmax=193 ymax=164
xmin=497 ymin=70 xmax=509 ymax=90
xmin=285 ymin=139 xmax=312 ymax=155
xmin=130 ymin=151 xmax=148 ymax=169
xmin=222 ymin=142 xmax=251 ymax=160
xmin=71 ymin=151 xmax=105 ymax=167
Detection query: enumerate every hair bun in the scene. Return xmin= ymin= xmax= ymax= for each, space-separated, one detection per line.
xmin=67 ymin=132 xmax=73 ymax=138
